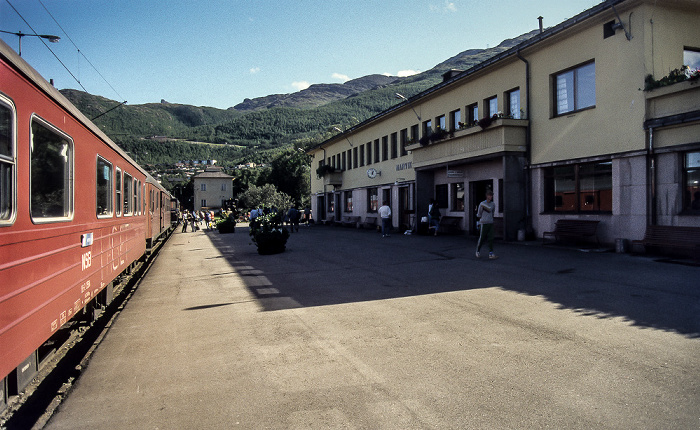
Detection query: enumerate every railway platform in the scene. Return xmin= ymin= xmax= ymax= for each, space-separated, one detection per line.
xmin=39 ymin=224 xmax=700 ymax=429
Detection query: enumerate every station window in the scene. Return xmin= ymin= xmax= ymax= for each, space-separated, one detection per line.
xmin=467 ymin=103 xmax=478 ymax=126
xmin=96 ymin=156 xmax=113 ymax=217
xmin=684 ymin=151 xmax=700 ymax=212
xmin=367 ymin=188 xmax=378 ymax=212
xmin=115 ymin=169 xmax=122 ymax=216
xmin=449 ymin=110 xmax=461 ymax=131
xmin=30 ymin=116 xmax=73 ymax=220
xmin=344 ymin=191 xmax=353 ymax=212
xmin=123 ymin=173 xmax=132 ymax=215
xmin=485 ymin=96 xmax=498 ymax=118
xmin=390 ymin=133 xmax=398 ymax=159
xmin=544 ymin=161 xmax=611 ymax=212
xmin=506 ymin=88 xmax=521 ymax=118
xmin=400 ymin=128 xmax=408 ymax=157
xmin=554 ymin=61 xmax=596 ymax=116
xmin=451 ymin=183 xmax=465 ymax=211
xmin=382 ymin=136 xmax=389 ymax=161
xmin=0 ymin=95 xmax=15 ymax=223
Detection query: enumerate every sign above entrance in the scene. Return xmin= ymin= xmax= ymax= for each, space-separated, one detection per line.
xmin=447 ymin=170 xmax=464 ymax=178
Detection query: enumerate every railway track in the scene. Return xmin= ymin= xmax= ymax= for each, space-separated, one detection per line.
xmin=0 ymin=228 xmax=174 ymax=430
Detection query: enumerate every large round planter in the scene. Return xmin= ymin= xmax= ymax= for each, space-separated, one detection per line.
xmin=253 ymin=231 xmax=288 ymax=255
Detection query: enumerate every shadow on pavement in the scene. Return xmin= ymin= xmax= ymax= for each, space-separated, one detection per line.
xmin=204 ymin=224 xmax=700 ymax=339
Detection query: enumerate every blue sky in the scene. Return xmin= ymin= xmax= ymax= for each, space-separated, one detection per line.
xmin=1 ymin=0 xmax=603 ymax=109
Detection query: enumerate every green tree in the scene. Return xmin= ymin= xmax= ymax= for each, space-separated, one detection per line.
xmin=239 ymin=184 xmax=293 ymax=212
xmin=257 ymin=146 xmax=311 ymax=206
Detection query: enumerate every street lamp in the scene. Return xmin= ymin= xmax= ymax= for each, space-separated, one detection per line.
xmin=332 ymin=126 xmax=353 ymax=147
xmin=395 ymin=93 xmax=421 ymax=121
xmin=0 ymin=30 xmax=60 ymax=56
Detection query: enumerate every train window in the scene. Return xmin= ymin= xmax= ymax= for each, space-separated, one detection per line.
xmin=115 ymin=169 xmax=122 ymax=216
xmin=123 ymin=173 xmax=132 ymax=215
xmin=96 ymin=157 xmax=113 ymax=217
xmin=0 ymin=95 xmax=15 ymax=223
xmin=133 ymin=179 xmax=138 ymax=215
xmin=30 ymin=116 xmax=73 ymax=221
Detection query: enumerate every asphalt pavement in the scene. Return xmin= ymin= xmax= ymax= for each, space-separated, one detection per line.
xmin=43 ymin=223 xmax=700 ymax=429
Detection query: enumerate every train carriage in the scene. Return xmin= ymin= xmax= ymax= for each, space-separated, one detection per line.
xmin=0 ymin=38 xmax=173 ymax=406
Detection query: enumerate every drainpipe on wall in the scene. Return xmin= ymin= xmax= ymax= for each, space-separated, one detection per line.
xmin=516 ymin=49 xmax=533 ymax=237
xmin=647 ymin=128 xmax=656 ymax=226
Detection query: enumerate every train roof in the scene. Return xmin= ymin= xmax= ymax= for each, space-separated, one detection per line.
xmin=0 ymin=38 xmax=167 ymax=194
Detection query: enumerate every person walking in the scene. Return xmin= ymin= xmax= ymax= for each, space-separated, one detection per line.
xmin=378 ymin=201 xmax=391 ymax=237
xmin=287 ymin=205 xmax=300 ymax=233
xmin=181 ymin=210 xmax=189 ymax=232
xmin=476 ymin=189 xmax=497 ymax=259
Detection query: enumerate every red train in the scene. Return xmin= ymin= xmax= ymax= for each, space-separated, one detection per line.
xmin=0 ymin=39 xmax=175 ymax=409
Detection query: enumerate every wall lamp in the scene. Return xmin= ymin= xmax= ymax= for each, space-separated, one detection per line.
xmin=395 ymin=93 xmax=421 ymax=121
xmin=332 ymin=126 xmax=353 ymax=146
xmin=0 ymin=30 xmax=60 ymax=56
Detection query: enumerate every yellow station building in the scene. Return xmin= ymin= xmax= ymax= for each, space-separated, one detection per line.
xmin=307 ymin=0 xmax=700 ymax=245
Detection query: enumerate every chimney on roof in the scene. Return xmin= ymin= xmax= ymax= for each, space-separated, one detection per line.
xmin=538 ymin=16 xmax=544 ymax=33
xmin=442 ymin=69 xmax=464 ymax=82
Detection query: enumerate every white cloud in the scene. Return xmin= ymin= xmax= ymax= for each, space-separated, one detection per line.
xmin=397 ymin=69 xmax=420 ymax=77
xmin=332 ymin=72 xmax=351 ymax=82
xmin=430 ymin=0 xmax=457 ymax=12
xmin=249 ymin=67 xmax=261 ymax=74
xmin=291 ymin=81 xmax=311 ymax=91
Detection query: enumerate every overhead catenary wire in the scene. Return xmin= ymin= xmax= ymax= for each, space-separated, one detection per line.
xmin=37 ymin=0 xmax=126 ymax=102
xmin=4 ymin=0 xmax=88 ymax=92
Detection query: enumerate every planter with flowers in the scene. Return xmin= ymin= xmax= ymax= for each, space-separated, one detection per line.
xmin=249 ymin=212 xmax=289 ymax=255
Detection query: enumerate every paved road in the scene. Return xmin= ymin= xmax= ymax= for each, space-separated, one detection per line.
xmin=45 ymin=224 xmax=699 ymax=429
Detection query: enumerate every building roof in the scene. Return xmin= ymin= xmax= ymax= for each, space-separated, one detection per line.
xmin=307 ymin=0 xmax=631 ymax=153
xmin=193 ymin=167 xmax=233 ymax=179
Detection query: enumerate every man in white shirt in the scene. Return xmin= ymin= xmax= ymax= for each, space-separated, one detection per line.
xmin=378 ymin=201 xmax=392 ymax=237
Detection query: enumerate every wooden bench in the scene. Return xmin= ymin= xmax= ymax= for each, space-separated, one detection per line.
xmin=363 ymin=216 xmax=378 ymax=230
xmin=341 ymin=216 xmax=362 ymax=228
xmin=320 ymin=215 xmax=335 ymax=226
xmin=437 ymin=216 xmax=462 ymax=234
xmin=631 ymin=225 xmax=700 ymax=261
xmin=542 ymin=219 xmax=600 ymax=246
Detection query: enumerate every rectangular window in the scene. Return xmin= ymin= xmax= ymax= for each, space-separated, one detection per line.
xmin=201 ymin=183 xmax=206 ymax=191
xmin=485 ymin=96 xmax=498 ymax=118
xmin=400 ymin=128 xmax=408 ymax=157
xmin=436 ymin=115 xmax=446 ymax=131
xmin=685 ymin=151 xmax=700 ymax=212
xmin=545 ymin=161 xmax=612 ymax=212
xmin=374 ymin=139 xmax=380 ymax=163
xmin=96 ymin=156 xmax=113 ymax=217
xmin=201 ymin=199 xmax=207 ymax=207
xmin=684 ymin=48 xmax=700 ymax=69
xmin=451 ymin=183 xmax=465 ymax=211
xmin=123 ymin=173 xmax=133 ymax=215
xmin=114 ymin=169 xmax=122 ymax=216
xmin=353 ymin=147 xmax=358 ymax=168
xmin=328 ymin=194 xmax=335 ymax=213
xmin=342 ymin=152 xmax=347 ymax=171
xmin=382 ymin=136 xmax=389 ymax=161
xmin=506 ymin=88 xmax=521 ymax=118
xmin=0 ymin=95 xmax=15 ymax=223
xmin=411 ymin=124 xmax=419 ymax=142
xmin=390 ymin=133 xmax=398 ymax=159
xmin=467 ymin=103 xmax=478 ymax=126
xmin=347 ymin=149 xmax=352 ymax=170
xmin=555 ymin=61 xmax=596 ymax=116
xmin=359 ymin=144 xmax=365 ymax=166
xmin=366 ymin=142 xmax=372 ymax=165
xmin=221 ymin=183 xmax=227 ymax=191
xmin=30 ymin=117 xmax=73 ymax=220
xmin=133 ymin=179 xmax=139 ymax=215
xmin=367 ymin=188 xmax=378 ymax=212
xmin=423 ymin=120 xmax=432 ymax=137
xmin=344 ymin=191 xmax=353 ymax=212
xmin=449 ymin=109 xmax=461 ymax=131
